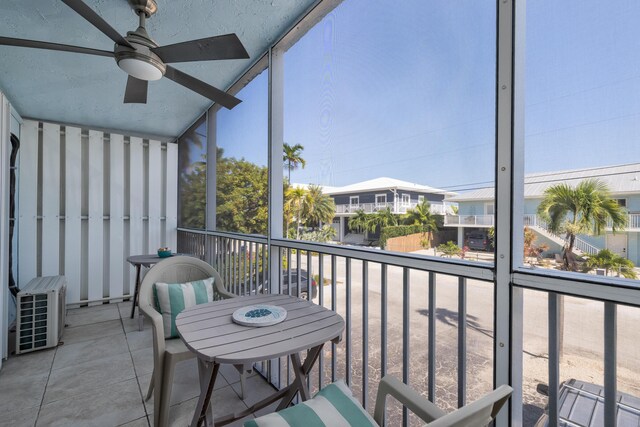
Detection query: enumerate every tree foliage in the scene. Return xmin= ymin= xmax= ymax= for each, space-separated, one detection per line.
xmin=438 ymin=241 xmax=462 ymax=258
xmin=583 ymin=249 xmax=637 ymax=279
xmin=537 ymin=179 xmax=627 ymax=270
xmin=283 ymin=142 xmax=306 ymax=182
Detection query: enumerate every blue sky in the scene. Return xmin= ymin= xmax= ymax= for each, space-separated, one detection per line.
xmin=215 ymin=0 xmax=640 ymax=193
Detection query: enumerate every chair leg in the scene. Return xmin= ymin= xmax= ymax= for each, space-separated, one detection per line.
xmin=145 ymin=367 xmax=154 ymax=401
xmin=157 ymin=355 xmax=176 ymax=427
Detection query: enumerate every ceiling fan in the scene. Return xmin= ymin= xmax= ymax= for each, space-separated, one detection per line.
xmin=0 ymin=0 xmax=249 ymax=109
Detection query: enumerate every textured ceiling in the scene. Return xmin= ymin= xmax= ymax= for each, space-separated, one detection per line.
xmin=0 ymin=0 xmax=316 ymax=138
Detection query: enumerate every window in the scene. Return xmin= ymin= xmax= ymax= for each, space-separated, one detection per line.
xmin=402 ymin=194 xmax=410 ymax=206
xmin=615 ymin=198 xmax=627 ymax=208
xmin=283 ymin=0 xmax=496 ymax=257
xmin=484 ymin=203 xmax=494 ymax=215
xmin=216 ymin=70 xmax=268 ymax=235
xmin=418 ymin=195 xmax=425 ymax=203
xmin=349 ymin=196 xmax=359 ymax=206
xmin=177 ymin=115 xmax=207 ymax=229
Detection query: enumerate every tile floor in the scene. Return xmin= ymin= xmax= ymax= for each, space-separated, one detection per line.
xmin=0 ymin=302 xmax=278 ymax=427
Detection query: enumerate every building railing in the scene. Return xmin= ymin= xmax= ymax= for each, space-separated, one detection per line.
xmin=443 ymin=214 xmax=495 ymax=227
xmin=335 ymin=201 xmax=451 ymax=215
xmin=177 ymin=227 xmax=495 ymax=425
xmin=177 ymin=227 xmax=640 ymax=426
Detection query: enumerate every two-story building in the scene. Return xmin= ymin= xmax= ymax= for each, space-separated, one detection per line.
xmin=320 ymin=177 xmax=457 ymax=243
xmin=444 ymin=163 xmax=640 ymax=264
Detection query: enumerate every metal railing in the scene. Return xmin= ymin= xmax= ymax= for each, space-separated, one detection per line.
xmin=335 ymin=201 xmax=451 ymax=215
xmin=444 ymin=214 xmax=495 ymax=227
xmin=178 ymin=227 xmax=495 ymax=426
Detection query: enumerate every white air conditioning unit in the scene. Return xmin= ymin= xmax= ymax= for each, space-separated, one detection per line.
xmin=16 ymin=276 xmax=67 ymax=354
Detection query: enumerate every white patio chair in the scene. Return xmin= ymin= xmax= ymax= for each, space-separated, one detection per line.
xmin=246 ymin=375 xmax=512 ymax=427
xmin=138 ymin=256 xmax=249 ymax=427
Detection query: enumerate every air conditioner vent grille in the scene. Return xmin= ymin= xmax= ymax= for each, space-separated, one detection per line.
xmin=16 ymin=276 xmax=67 ymax=354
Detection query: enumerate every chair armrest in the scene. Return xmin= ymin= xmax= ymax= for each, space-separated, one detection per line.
xmin=373 ymin=376 xmax=446 ymax=425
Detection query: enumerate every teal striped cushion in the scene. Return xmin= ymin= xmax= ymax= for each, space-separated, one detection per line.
xmin=153 ymin=278 xmax=216 ymax=338
xmin=244 ymin=380 xmax=377 ymax=427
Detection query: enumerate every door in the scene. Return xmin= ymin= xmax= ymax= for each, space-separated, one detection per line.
xmin=606 ymin=233 xmax=628 ymax=258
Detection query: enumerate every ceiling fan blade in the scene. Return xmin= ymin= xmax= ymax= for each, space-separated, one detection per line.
xmin=164 ymin=66 xmax=241 ymax=110
xmin=0 ymin=36 xmax=113 ymax=57
xmin=152 ymin=34 xmax=249 ymax=63
xmin=61 ymin=0 xmax=133 ymax=49
xmin=124 ymin=76 xmax=148 ymax=104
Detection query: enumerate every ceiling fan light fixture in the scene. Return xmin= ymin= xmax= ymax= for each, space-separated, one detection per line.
xmin=117 ymin=56 xmax=163 ymax=80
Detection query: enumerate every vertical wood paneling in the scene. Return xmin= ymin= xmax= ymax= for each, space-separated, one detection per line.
xmin=18 ymin=120 xmax=38 ymax=286
xmin=109 ymin=134 xmax=125 ymax=300
xmin=41 ymin=123 xmax=60 ymax=276
xmin=17 ymin=120 xmax=173 ymax=304
xmin=87 ymin=130 xmax=104 ymax=301
xmin=165 ymin=142 xmax=178 ymax=249
xmin=148 ymin=140 xmax=162 ymax=251
xmin=129 ymin=137 xmax=144 ymax=286
xmin=65 ymin=126 xmax=82 ymax=303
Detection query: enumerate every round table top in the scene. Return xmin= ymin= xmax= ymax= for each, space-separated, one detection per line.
xmin=126 ymin=253 xmax=186 ymax=266
xmin=175 ymin=294 xmax=345 ymax=364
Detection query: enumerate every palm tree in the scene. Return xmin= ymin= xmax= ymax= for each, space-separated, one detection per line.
xmin=403 ymin=200 xmax=438 ymax=248
xmin=303 ymin=184 xmax=336 ymax=230
xmin=283 ymin=143 xmax=306 ymax=182
xmin=349 ymin=209 xmax=374 ymax=234
xmin=368 ymin=207 xmax=399 ymax=233
xmin=285 ymin=187 xmax=307 ymax=239
xmin=537 ymin=179 xmax=627 ymax=271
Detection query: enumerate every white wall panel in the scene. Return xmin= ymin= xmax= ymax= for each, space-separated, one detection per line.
xmin=109 ymin=134 xmax=125 ymax=301
xmin=16 ymin=121 xmax=175 ymax=305
xmin=148 ymin=140 xmax=162 ymax=251
xmin=18 ymin=120 xmax=38 ymax=286
xmin=0 ymin=94 xmax=11 ymax=362
xmin=165 ymin=142 xmax=178 ymax=249
xmin=87 ymin=130 xmax=104 ymax=301
xmin=129 ymin=137 xmax=144 ymax=287
xmin=64 ymin=126 xmax=82 ymax=303
xmin=41 ymin=123 xmax=60 ymax=276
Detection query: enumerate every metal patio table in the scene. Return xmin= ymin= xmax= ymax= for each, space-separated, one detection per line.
xmin=175 ymin=293 xmax=345 ymax=427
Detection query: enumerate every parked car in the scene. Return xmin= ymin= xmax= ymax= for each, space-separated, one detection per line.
xmin=465 ymin=232 xmax=491 ymax=251
xmin=535 ymin=379 xmax=640 ymax=426
xmin=255 ymin=269 xmax=318 ymax=300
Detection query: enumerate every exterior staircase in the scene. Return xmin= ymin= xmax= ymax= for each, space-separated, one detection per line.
xmin=528 ymin=223 xmax=600 ymax=257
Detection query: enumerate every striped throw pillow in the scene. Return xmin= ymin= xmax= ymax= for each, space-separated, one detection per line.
xmin=244 ymin=380 xmax=377 ymax=427
xmin=153 ymin=278 xmax=216 ymax=339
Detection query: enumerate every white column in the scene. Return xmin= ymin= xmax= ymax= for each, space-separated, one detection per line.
xmin=0 ymin=94 xmax=10 ymax=362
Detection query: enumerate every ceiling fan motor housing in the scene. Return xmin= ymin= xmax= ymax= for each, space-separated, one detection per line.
xmin=114 ymin=23 xmax=165 ymax=81
xmin=128 ymin=0 xmax=158 ymax=17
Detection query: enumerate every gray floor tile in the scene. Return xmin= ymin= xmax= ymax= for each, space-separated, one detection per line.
xmin=117 ymin=416 xmax=149 ymax=427
xmin=141 ymin=359 xmax=230 ymax=413
xmin=37 ymin=378 xmax=146 ymax=427
xmin=149 ymin=385 xmax=249 ymax=427
xmin=131 ymin=346 xmax=154 ymax=376
xmin=44 ymin=352 xmax=136 ymax=404
xmin=61 ymin=319 xmax=123 ymax=345
xmin=66 ymin=305 xmax=120 ymax=327
xmin=230 ymin=374 xmax=278 ymax=407
xmin=0 ymin=406 xmax=38 ymax=427
xmin=52 ymin=333 xmax=128 ymax=370
xmin=0 ymin=372 xmax=48 ymax=414
xmin=125 ymin=328 xmax=153 ymax=351
xmin=0 ymin=348 xmax=55 ymax=382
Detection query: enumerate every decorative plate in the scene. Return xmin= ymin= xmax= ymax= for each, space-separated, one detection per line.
xmin=232 ymin=305 xmax=287 ymax=327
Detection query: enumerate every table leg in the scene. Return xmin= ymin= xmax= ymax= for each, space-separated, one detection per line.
xmin=130 ymin=265 xmax=142 ymax=319
xmin=191 ymin=360 xmax=219 ymax=427
xmin=276 ymin=344 xmax=324 ymax=411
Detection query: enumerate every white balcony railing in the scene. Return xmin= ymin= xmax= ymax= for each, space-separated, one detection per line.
xmin=443 ymin=214 xmax=495 ymax=227
xmin=335 ymin=201 xmax=452 ymax=215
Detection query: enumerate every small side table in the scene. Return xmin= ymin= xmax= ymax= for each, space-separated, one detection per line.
xmin=127 ymin=254 xmax=185 ymax=330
